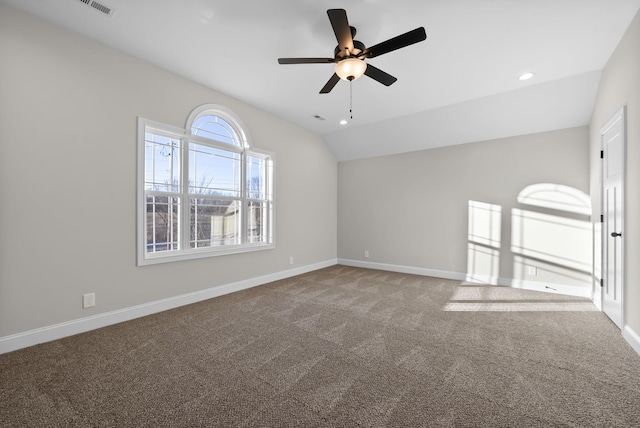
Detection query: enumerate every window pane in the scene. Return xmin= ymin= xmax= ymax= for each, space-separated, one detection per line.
xmin=247 ymin=201 xmax=268 ymax=243
xmin=246 ymin=156 xmax=266 ymax=199
xmin=145 ymin=133 xmax=180 ymax=192
xmin=146 ymin=195 xmax=180 ymax=252
xmin=139 ymin=112 xmax=274 ymax=266
xmin=191 ymin=115 xmax=240 ymax=146
xmin=189 ymin=143 xmax=241 ymax=197
xmin=191 ymin=199 xmax=241 ymax=248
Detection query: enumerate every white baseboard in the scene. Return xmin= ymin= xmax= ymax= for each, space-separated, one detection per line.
xmin=0 ymin=259 xmax=338 ymax=355
xmin=338 ymin=258 xmax=467 ymax=282
xmin=494 ymin=277 xmax=592 ymax=299
xmin=623 ymin=325 xmax=640 ymax=356
xmin=0 ymin=259 xmax=607 ymax=355
xmin=338 ymin=259 xmax=591 ymax=298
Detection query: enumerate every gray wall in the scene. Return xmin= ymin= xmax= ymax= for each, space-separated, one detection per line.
xmin=589 ymin=11 xmax=640 ymax=334
xmin=0 ymin=5 xmax=337 ymax=337
xmin=2 ymin=1 xmax=637 ymax=348
xmin=338 ymin=127 xmax=591 ymax=294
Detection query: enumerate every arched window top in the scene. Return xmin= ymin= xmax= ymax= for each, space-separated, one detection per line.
xmin=185 ymin=104 xmax=250 ymax=149
xmin=191 ymin=115 xmax=240 ymax=146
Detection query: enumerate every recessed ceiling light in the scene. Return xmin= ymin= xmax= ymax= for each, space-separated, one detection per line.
xmin=518 ymin=72 xmax=535 ymax=81
xmin=339 ymin=119 xmax=348 ymax=125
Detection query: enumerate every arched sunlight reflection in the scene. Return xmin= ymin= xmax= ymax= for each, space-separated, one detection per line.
xmin=517 ymin=183 xmax=591 ymax=215
xmin=512 ymin=184 xmax=592 ymax=293
xmin=458 ymin=184 xmax=594 ymax=312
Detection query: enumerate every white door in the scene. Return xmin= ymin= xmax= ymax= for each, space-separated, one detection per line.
xmin=601 ymin=107 xmax=625 ymax=329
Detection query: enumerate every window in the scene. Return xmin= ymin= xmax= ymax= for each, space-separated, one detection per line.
xmin=137 ymin=105 xmax=274 ymax=265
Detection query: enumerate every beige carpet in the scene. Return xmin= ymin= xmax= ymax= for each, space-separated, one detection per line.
xmin=1 ymin=265 xmax=639 ymax=427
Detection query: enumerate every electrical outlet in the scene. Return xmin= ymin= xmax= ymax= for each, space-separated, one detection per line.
xmin=364 ymin=250 xmax=369 ymax=258
xmin=83 ymin=293 xmax=95 ymax=309
xmin=289 ymin=256 xmax=294 ymax=265
xmin=527 ymin=266 xmax=537 ymax=276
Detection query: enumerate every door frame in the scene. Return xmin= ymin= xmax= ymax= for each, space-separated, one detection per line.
xmin=600 ymin=106 xmax=626 ymax=329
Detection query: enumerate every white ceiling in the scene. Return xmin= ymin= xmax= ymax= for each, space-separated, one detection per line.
xmin=4 ymin=0 xmax=639 ymax=160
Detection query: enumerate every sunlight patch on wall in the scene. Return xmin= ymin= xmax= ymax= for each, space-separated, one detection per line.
xmin=466 ymin=201 xmax=502 ymax=284
xmin=466 ymin=244 xmax=500 ymax=284
xmin=468 ymin=200 xmax=502 ymax=247
xmin=463 ymin=184 xmax=593 ymax=300
xmin=511 ymin=209 xmax=592 ymax=273
xmin=512 ymin=255 xmax=592 ymax=291
xmin=517 ymin=183 xmax=591 ymax=215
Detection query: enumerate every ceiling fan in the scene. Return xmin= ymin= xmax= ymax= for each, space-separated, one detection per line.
xmin=278 ymin=9 xmax=427 ymax=94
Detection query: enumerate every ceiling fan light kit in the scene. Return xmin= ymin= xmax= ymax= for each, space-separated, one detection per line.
xmin=335 ymin=58 xmax=367 ymax=81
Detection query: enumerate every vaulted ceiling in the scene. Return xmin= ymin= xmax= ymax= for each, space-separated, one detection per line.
xmin=4 ymin=0 xmax=640 ymax=160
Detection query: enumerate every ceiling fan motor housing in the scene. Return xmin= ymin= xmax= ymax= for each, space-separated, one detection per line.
xmin=335 ymin=39 xmax=366 ymax=58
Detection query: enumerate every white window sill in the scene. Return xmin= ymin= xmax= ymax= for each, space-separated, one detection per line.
xmin=137 ymin=242 xmax=275 ymax=266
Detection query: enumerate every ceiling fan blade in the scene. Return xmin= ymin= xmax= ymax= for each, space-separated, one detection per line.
xmin=364 ymin=27 xmax=427 ymax=58
xmin=364 ymin=64 xmax=397 ymax=86
xmin=278 ymin=58 xmax=336 ymax=64
xmin=320 ymin=73 xmax=341 ymax=94
xmin=327 ymin=9 xmax=354 ymax=54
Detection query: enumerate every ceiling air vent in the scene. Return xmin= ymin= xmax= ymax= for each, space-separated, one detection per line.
xmin=76 ymin=0 xmax=115 ymax=17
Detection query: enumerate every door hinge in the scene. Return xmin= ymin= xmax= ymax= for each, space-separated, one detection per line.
xmin=600 ymin=150 xmax=604 ymax=159
xmin=601 ymin=214 xmax=604 ymax=223
xmin=600 ymin=278 xmax=604 ymax=288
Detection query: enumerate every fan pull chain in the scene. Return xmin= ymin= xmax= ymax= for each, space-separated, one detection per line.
xmin=349 ymin=77 xmax=353 ymax=119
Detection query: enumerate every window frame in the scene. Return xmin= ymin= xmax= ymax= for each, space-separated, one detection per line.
xmin=137 ymin=105 xmax=275 ymax=266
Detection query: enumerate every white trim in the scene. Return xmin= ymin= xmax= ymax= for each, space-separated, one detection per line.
xmin=138 ymin=114 xmax=275 ymax=266
xmin=338 ymin=258 xmax=467 ymax=281
xmin=185 ymin=104 xmax=252 ymax=149
xmin=338 ymin=258 xmax=591 ymax=298
xmin=137 ymin=118 xmax=186 ymax=266
xmin=0 ymin=259 xmax=337 ymax=355
xmin=495 ymin=276 xmax=591 ymax=298
xmin=141 ymin=242 xmax=275 ymax=266
xmin=600 ymin=106 xmax=626 ymax=329
xmin=592 ymin=291 xmax=603 ymax=310
xmin=623 ymin=325 xmax=640 ymax=356
xmin=0 ymin=259 xmax=600 ymax=355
